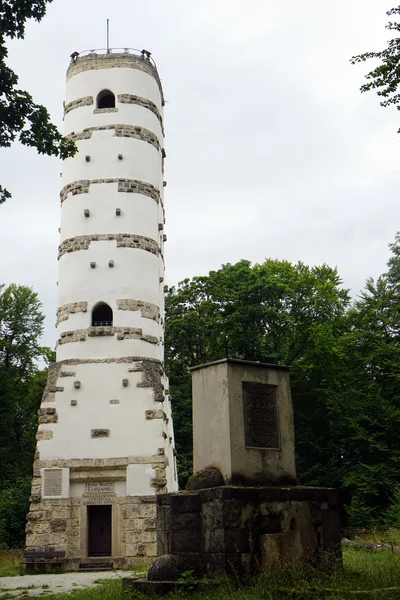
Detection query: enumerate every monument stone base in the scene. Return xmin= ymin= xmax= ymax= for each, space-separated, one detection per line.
xmin=157 ymin=486 xmax=341 ymax=574
xmin=123 ymin=485 xmax=341 ymax=594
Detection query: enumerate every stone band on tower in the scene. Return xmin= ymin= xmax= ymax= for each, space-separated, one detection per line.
xmin=25 ymin=49 xmax=178 ymax=571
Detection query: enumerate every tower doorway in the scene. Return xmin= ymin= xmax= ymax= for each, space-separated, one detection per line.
xmin=87 ymin=505 xmax=112 ymax=557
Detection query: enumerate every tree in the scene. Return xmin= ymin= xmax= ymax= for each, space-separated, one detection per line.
xmin=351 ymin=6 xmax=400 ymax=128
xmin=165 ymin=259 xmax=351 ymax=488
xmin=0 ymin=284 xmax=48 ymax=487
xmin=332 ymin=236 xmax=400 ymax=526
xmin=0 ymin=284 xmax=50 ymax=547
xmin=0 ymin=0 xmax=76 ymax=203
xmin=0 ymin=477 xmax=33 ymax=549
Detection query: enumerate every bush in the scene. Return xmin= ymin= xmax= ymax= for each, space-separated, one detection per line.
xmin=0 ymin=477 xmax=31 ymax=548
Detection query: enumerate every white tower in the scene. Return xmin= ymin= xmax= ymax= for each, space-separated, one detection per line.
xmin=25 ymin=49 xmax=178 ymax=571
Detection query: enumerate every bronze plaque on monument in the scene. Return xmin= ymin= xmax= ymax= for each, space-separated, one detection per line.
xmin=243 ymin=382 xmax=280 ymax=449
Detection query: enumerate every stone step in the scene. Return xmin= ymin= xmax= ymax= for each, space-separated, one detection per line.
xmin=79 ymin=561 xmax=113 ymax=571
xmin=79 ymin=566 xmax=113 ymax=571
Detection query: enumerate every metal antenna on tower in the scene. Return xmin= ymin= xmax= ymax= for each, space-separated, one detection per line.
xmin=106 ymin=19 xmax=110 ymax=53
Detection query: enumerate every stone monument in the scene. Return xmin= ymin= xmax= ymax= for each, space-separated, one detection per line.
xmin=191 ymin=359 xmax=296 ymax=486
xmin=124 ymin=359 xmax=341 ymax=595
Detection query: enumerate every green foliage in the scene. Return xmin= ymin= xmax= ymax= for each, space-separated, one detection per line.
xmin=0 ymin=284 xmax=48 ymax=547
xmin=0 ymin=0 xmax=76 ymax=203
xmin=0 ymin=285 xmax=49 ymax=488
xmin=332 ymin=235 xmax=400 ymax=526
xmin=177 ymin=569 xmax=198 ymax=592
xmin=0 ymin=283 xmax=45 ymax=373
xmin=351 ymin=6 xmax=400 ymax=127
xmin=0 ymin=478 xmax=32 ymax=549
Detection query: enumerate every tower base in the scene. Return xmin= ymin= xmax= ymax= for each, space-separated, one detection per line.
xmin=24 ymin=492 xmax=159 ymax=573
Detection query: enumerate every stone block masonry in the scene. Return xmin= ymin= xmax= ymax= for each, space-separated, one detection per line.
xmin=145 ymin=410 xmax=168 ymax=421
xmin=93 ymin=107 xmax=118 ymax=114
xmin=36 ymin=430 xmax=53 ymax=441
xmin=57 ymin=327 xmax=159 ymax=346
xmin=118 ymin=95 xmax=164 ymax=135
xmin=38 ymin=408 xmax=58 ymax=425
xmin=58 ymin=233 xmax=161 ymax=259
xmin=117 ymin=299 xmax=160 ymax=322
xmin=64 ymin=96 xmax=93 ymax=115
xmin=66 ymin=53 xmax=165 ymax=106
xmin=56 ymin=302 xmax=88 ymax=326
xmin=60 ymin=179 xmax=160 ymax=204
xmin=25 ymin=452 xmax=170 ymax=569
xmin=25 ymin=491 xmax=161 ymax=570
xmin=41 ymin=364 xmax=66 ymax=403
xmin=155 ymin=486 xmax=341 ymax=577
xmin=60 ymin=180 xmax=90 ymax=201
xmin=67 ymin=124 xmax=161 ymax=151
xmin=91 ymin=429 xmax=110 ymax=438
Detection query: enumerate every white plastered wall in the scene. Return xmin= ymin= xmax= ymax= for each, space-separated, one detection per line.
xmin=38 ymin=363 xmax=164 ymax=460
xmin=60 ymin=186 xmax=161 ymax=242
xmin=41 ymin=54 xmax=177 ymax=491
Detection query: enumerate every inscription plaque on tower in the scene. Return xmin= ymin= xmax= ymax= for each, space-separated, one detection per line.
xmin=86 ymin=482 xmax=114 ymax=494
xmin=83 ymin=482 xmax=116 ymax=505
xmin=243 ymin=382 xmax=280 ymax=450
xmin=43 ymin=469 xmax=63 ymax=497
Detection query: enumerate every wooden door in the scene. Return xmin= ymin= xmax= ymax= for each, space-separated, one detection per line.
xmin=87 ymin=505 xmax=112 ymax=557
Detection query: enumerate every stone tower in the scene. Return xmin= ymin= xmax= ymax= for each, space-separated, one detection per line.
xmin=25 ymin=49 xmax=178 ymax=571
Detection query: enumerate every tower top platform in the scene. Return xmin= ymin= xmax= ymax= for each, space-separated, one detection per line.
xmin=67 ymin=48 xmax=164 ymax=104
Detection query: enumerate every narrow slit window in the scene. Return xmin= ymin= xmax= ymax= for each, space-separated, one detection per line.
xmin=97 ymin=90 xmax=115 ymax=109
xmin=92 ymin=303 xmax=113 ymax=327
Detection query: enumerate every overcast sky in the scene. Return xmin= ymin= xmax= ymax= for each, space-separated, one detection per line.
xmin=1 ymin=0 xmax=400 ymax=348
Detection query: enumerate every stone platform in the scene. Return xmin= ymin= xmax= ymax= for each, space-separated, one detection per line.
xmin=124 ymin=484 xmax=341 ymax=594
xmin=157 ymin=486 xmax=341 ymax=574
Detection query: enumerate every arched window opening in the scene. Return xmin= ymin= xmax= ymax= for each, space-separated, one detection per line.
xmin=97 ymin=90 xmax=115 ymax=109
xmin=92 ymin=303 xmax=113 ymax=327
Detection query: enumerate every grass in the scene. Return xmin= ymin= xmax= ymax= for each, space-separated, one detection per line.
xmin=0 ymin=551 xmax=23 ymax=578
xmin=353 ymin=528 xmax=400 ymax=547
xmin=0 ymin=547 xmax=399 ymax=599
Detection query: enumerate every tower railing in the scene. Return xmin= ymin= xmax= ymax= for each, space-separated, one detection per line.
xmin=70 ymin=48 xmax=158 ymax=70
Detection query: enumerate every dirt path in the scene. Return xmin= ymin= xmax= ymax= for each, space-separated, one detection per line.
xmin=0 ymin=570 xmax=131 ymax=597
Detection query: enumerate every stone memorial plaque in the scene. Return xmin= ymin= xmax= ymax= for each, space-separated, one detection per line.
xmin=85 ymin=482 xmax=115 ymax=493
xmin=83 ymin=482 xmax=115 ymax=505
xmin=83 ymin=494 xmax=116 ymax=505
xmin=43 ymin=469 xmax=63 ymax=497
xmin=243 ymin=382 xmax=280 ymax=449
